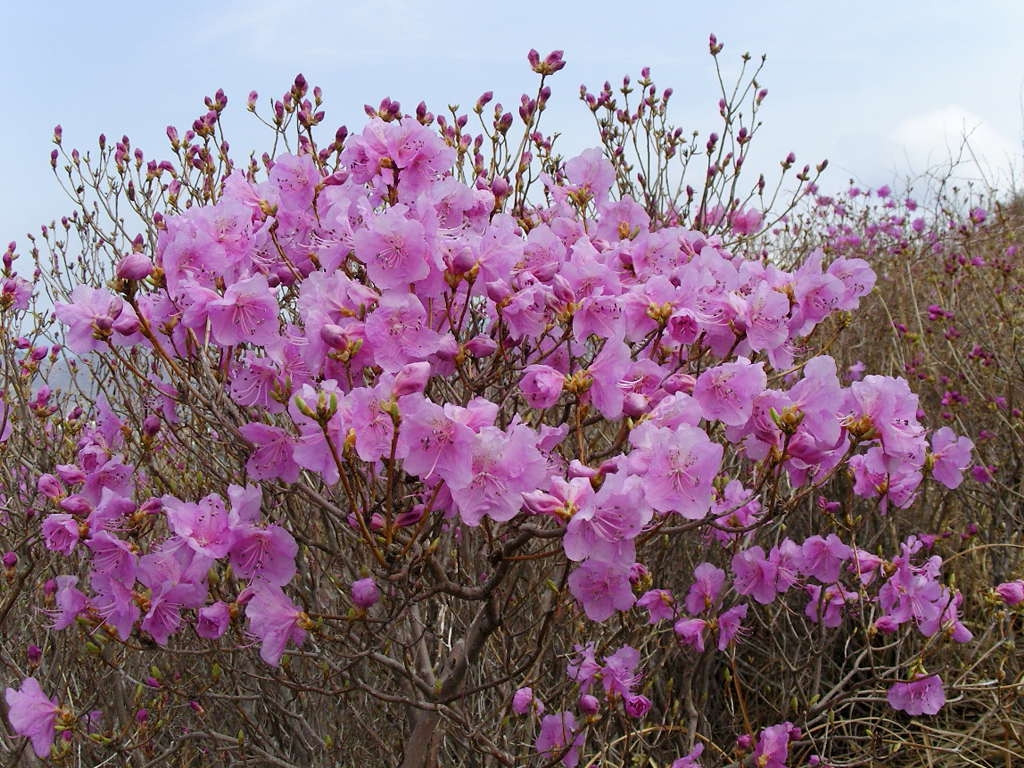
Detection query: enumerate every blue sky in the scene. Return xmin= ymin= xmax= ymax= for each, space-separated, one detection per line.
xmin=2 ymin=1 xmax=1021 ymax=244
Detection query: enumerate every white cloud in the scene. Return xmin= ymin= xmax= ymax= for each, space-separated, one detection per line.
xmin=887 ymin=105 xmax=1020 ymax=186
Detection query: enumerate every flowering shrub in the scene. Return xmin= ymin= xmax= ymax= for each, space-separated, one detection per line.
xmin=1 ymin=40 xmax=1019 ymax=767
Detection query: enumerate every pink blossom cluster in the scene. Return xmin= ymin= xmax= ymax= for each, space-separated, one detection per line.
xmin=36 ymin=399 xmax=303 ymax=664
xmin=10 ymin=100 xmax=981 ymax=763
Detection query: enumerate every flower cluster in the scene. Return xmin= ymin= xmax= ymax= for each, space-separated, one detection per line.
xmin=1 ymin=51 xmax=995 ymax=766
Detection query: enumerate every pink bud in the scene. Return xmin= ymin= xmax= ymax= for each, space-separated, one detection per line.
xmin=995 ymin=580 xmax=1024 ymax=606
xmin=464 ymin=335 xmax=497 ymax=358
xmin=873 ymin=616 xmax=899 ymax=633
xmin=662 ymin=373 xmax=696 ymax=395
xmin=58 ymin=495 xmax=92 ymax=515
xmin=578 ymin=694 xmax=600 ymax=715
xmin=394 ymin=362 xmax=431 ymax=396
xmin=629 ymin=562 xmax=649 ymax=585
xmin=448 ymin=246 xmax=477 ymax=275
xmin=551 ymin=274 xmax=575 ymax=305
xmin=37 ymin=474 xmax=65 ymax=500
xmin=116 ymin=253 xmax=153 ymax=280
xmin=320 ymin=323 xmax=348 ymax=350
xmin=622 ymin=393 xmax=649 ymax=418
xmin=521 ymin=490 xmax=564 ymax=517
xmin=624 ymin=694 xmax=652 ymax=719
xmin=351 ymin=578 xmax=380 ymax=609
xmin=512 ymin=686 xmax=543 ymax=715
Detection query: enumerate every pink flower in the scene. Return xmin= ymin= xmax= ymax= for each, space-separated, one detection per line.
xmin=205 ymin=274 xmax=280 ymax=347
xmin=567 ymin=557 xmax=636 ymax=622
xmin=49 ymin=576 xmax=87 ymax=630
xmin=86 ymin=531 xmax=138 ymax=583
xmin=341 ymin=118 xmax=453 ymax=201
xmin=196 ymin=601 xmax=231 ymax=639
xmin=566 ymin=642 xmax=601 ymax=692
xmin=671 ymin=743 xmax=705 ymax=768
xmin=729 ymin=208 xmax=763 ymax=236
xmin=137 ymin=538 xmax=209 ymax=600
xmin=753 ymin=721 xmax=794 ymax=768
xmin=828 ymin=257 xmax=876 ymax=309
xmin=716 ymin=603 xmax=748 ymax=650
xmin=563 ymin=473 xmax=649 ymax=563
xmin=637 ymin=589 xmax=676 ymax=623
xmin=91 ymin=572 xmax=141 ymax=641
xmin=520 ymin=365 xmax=565 ymax=409
xmin=245 ymin=584 xmax=307 ymax=666
xmin=685 ymin=562 xmax=726 ymax=615
xmin=269 ymin=153 xmax=319 ymax=210
xmin=535 ymin=712 xmax=584 ymax=768
xmin=929 ymin=427 xmax=973 ymax=489
xmin=54 ymin=285 xmax=129 ymax=353
xmin=353 ymin=205 xmax=431 ymax=290
xmin=116 ymin=252 xmax=154 ymax=280
xmin=582 ymin=336 xmax=630 ymax=419
xmin=674 ymin=617 xmax=707 ymax=652
xmin=741 ymin=282 xmax=790 ymax=354
xmin=229 ymin=524 xmax=297 ymax=586
xmin=4 ymin=677 xmax=60 ymax=757
xmin=238 ymin=422 xmax=301 ymax=483
xmin=601 ymin=645 xmax=641 ymax=698
xmin=363 ymin=292 xmax=441 ymax=373
xmin=694 ymin=358 xmax=767 ymax=426
xmin=511 ymin=686 xmax=543 ymax=716
xmin=164 ymin=493 xmax=233 ymax=559
xmin=887 ymin=674 xmax=945 ymax=715
xmin=578 ymin=693 xmax=600 ymax=715
xmin=632 ymin=424 xmax=722 ymax=519
xmin=42 ymin=514 xmax=79 ymax=555
xmin=396 ymin=394 xmax=475 ymax=488
xmin=731 ymin=546 xmax=778 ymax=605
xmin=799 ymin=534 xmax=852 ymax=583
xmin=448 ymin=423 xmax=547 ymax=526
xmin=564 ymin=148 xmax=615 ymax=206
xmin=804 ymin=583 xmax=858 ymax=628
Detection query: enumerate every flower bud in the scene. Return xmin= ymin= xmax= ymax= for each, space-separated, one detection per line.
xmin=578 ymin=694 xmax=600 ymax=715
xmin=511 ymin=686 xmax=543 ymax=715
xmin=624 ymin=694 xmax=652 ymax=719
xmin=873 ymin=616 xmax=899 ymax=634
xmin=58 ymin=495 xmax=92 ymax=516
xmin=995 ymin=580 xmax=1024 ymax=606
xmin=394 ymin=362 xmax=431 ymax=397
xmin=464 ymin=334 xmax=497 ymax=358
xmin=320 ymin=323 xmax=348 ymax=350
xmin=622 ymin=392 xmax=649 ymax=418
xmin=350 ymin=578 xmax=380 ymax=609
xmin=116 ymin=253 xmax=153 ymax=280
xmin=37 ymin=473 xmax=65 ymax=500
